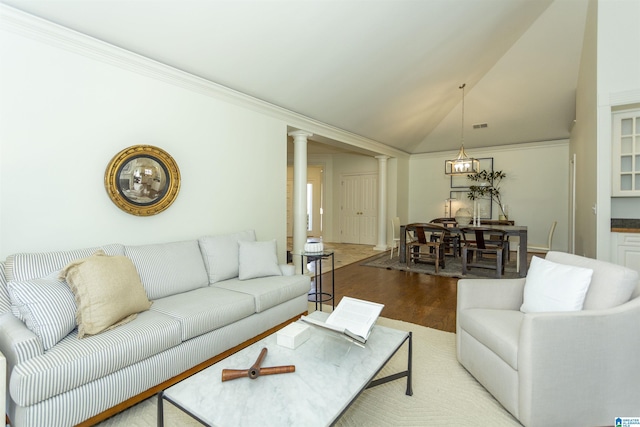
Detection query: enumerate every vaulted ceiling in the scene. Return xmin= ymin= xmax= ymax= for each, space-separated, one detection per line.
xmin=1 ymin=0 xmax=589 ymax=155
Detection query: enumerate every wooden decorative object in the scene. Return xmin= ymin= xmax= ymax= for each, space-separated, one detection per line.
xmin=221 ymin=348 xmax=295 ymax=382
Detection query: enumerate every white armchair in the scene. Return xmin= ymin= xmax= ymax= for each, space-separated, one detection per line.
xmin=457 ymin=251 xmax=640 ymax=427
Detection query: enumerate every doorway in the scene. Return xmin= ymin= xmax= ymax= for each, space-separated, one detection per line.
xmin=287 ymin=165 xmax=324 ymax=238
xmin=340 ymin=172 xmax=378 ymax=245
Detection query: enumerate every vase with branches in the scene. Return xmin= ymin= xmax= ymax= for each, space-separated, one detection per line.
xmin=467 ymin=170 xmax=508 ymax=219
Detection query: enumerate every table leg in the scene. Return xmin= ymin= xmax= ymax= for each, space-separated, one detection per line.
xmin=406 ymin=331 xmax=413 ymax=396
xmin=157 ymin=392 xmax=164 ymax=427
xmin=519 ymin=230 xmax=528 ymax=277
xmin=317 ymin=258 xmax=322 ymax=311
xmin=331 ymin=253 xmax=335 ymax=309
xmin=366 ymin=332 xmax=413 ymax=396
xmin=399 ymin=225 xmax=407 ymax=263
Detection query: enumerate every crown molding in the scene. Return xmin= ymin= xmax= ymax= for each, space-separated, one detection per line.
xmin=411 ymin=139 xmax=569 ymax=160
xmin=0 ymin=4 xmax=407 ymax=159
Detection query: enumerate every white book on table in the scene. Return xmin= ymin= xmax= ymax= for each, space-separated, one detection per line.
xmin=300 ymin=297 xmax=384 ymax=344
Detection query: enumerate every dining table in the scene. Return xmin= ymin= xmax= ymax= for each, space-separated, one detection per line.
xmin=399 ymin=223 xmax=529 ymax=277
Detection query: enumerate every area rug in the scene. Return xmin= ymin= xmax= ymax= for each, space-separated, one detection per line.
xmin=95 ymin=317 xmax=521 ymax=426
xmin=362 ymin=253 xmax=522 ymax=280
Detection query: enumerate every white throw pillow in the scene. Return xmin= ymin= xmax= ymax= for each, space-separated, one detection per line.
xmin=198 ymin=230 xmax=256 ymax=283
xmin=520 ymin=256 xmax=594 ymax=313
xmin=238 ymin=240 xmax=282 ymax=280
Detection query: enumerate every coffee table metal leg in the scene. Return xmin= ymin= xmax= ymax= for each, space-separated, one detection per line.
xmin=157 ymin=391 xmax=164 ymax=427
xmin=406 ymin=331 xmax=413 ymax=396
xmin=366 ymin=332 xmax=413 ymax=395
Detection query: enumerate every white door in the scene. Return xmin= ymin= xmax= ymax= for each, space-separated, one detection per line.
xmin=340 ymin=173 xmax=378 ymax=245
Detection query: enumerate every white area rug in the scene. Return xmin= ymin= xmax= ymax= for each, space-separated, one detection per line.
xmin=96 ymin=316 xmax=521 ymax=426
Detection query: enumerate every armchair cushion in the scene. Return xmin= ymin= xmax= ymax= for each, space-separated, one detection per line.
xmin=520 ymin=256 xmax=593 ymax=313
xmin=545 ymin=251 xmax=638 ymax=310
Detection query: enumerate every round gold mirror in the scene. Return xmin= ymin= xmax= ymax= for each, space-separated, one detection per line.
xmin=105 ymin=145 xmax=180 ymax=216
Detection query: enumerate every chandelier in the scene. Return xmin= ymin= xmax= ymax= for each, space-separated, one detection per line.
xmin=445 ymin=84 xmax=479 ymax=175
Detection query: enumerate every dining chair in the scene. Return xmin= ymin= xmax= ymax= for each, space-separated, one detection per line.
xmin=390 ymin=217 xmax=414 ymax=259
xmin=460 ymin=227 xmax=508 ymax=278
xmin=406 ymin=224 xmax=450 ymax=273
xmin=513 ymin=220 xmax=557 ymax=272
xmin=429 ymin=217 xmax=461 ymax=257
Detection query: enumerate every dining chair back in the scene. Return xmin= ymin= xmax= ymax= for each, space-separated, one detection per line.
xmin=528 ymin=220 xmax=557 ymax=252
xmin=460 ymin=227 xmax=508 ymax=278
xmin=406 ymin=223 xmax=450 ymax=273
xmin=430 ymin=218 xmax=461 ymax=257
xmin=390 ymin=217 xmax=401 ymax=259
xmin=513 ymin=220 xmax=558 ymax=272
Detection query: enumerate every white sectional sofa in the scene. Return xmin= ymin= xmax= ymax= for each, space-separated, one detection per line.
xmin=0 ymin=230 xmax=310 ymax=427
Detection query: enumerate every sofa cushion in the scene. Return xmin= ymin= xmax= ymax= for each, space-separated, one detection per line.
xmin=125 ymin=240 xmax=209 ymax=300
xmin=213 ymin=275 xmax=310 ymax=313
xmin=458 ymin=308 xmax=524 ymax=370
xmin=150 ymin=287 xmax=255 ymax=341
xmin=60 ymin=251 xmax=152 ymax=338
xmin=521 ymin=256 xmax=593 ymax=313
xmin=10 ymin=310 xmax=181 ymax=406
xmin=238 ymin=240 xmax=282 ymax=280
xmin=198 ymin=230 xmax=256 ymax=283
xmin=7 ymin=275 xmax=76 ymax=350
xmin=5 ymin=244 xmax=125 ymax=283
xmin=545 ymin=251 xmax=638 ymax=310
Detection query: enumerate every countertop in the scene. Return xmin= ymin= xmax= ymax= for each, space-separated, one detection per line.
xmin=611 ymin=218 xmax=640 ymax=233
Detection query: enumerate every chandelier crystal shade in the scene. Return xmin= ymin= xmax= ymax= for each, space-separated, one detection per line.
xmin=445 ymin=84 xmax=479 ymax=175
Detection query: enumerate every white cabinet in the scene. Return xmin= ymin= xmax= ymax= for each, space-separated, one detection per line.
xmin=611 ymin=232 xmax=640 ymax=273
xmin=612 ymin=109 xmax=640 ymax=196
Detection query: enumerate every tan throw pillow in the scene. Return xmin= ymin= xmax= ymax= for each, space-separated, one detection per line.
xmin=60 ymin=250 xmax=152 ymax=338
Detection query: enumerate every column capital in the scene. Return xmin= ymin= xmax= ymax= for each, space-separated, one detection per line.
xmin=375 ymin=155 xmax=390 ymax=161
xmin=288 ymin=130 xmax=313 ymax=140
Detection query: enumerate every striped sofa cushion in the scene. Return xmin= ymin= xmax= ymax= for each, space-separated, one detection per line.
xmin=213 ymin=275 xmax=311 ymax=312
xmin=5 ymin=244 xmax=125 ymax=283
xmin=150 ymin=287 xmax=255 ymax=341
xmin=7 ymin=302 xmax=301 ymax=427
xmin=10 ymin=309 xmax=181 ymax=406
xmin=0 ymin=261 xmax=11 ymax=314
xmin=125 ymin=240 xmax=209 ymax=300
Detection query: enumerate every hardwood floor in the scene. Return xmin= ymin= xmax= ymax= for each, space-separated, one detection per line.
xmin=322 ymin=254 xmax=459 ymax=333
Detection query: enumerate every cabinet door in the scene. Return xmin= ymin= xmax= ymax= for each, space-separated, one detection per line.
xmin=612 ymin=109 xmax=640 ymax=196
xmin=615 ymin=233 xmax=640 ymax=273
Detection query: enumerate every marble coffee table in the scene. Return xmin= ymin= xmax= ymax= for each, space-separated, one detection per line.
xmin=157 ymin=311 xmax=412 ymax=426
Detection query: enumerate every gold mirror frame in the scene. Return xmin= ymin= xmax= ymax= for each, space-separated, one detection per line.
xmin=104 ymin=145 xmax=180 ymax=216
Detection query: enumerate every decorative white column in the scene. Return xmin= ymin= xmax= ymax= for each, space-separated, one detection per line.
xmin=288 ymin=130 xmax=313 ymax=272
xmin=374 ymin=155 xmax=389 ymax=251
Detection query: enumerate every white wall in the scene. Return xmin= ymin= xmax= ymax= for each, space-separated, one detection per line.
xmin=0 ymin=17 xmax=289 ymax=259
xmin=409 ymin=141 xmax=570 ymax=252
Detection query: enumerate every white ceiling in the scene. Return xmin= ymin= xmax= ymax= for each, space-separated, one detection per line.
xmin=1 ymin=0 xmax=589 ymax=155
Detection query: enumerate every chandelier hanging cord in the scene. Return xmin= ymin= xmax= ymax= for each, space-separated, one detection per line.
xmin=459 ymin=83 xmax=466 ymax=149
xmin=444 ymin=82 xmax=479 ymax=175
